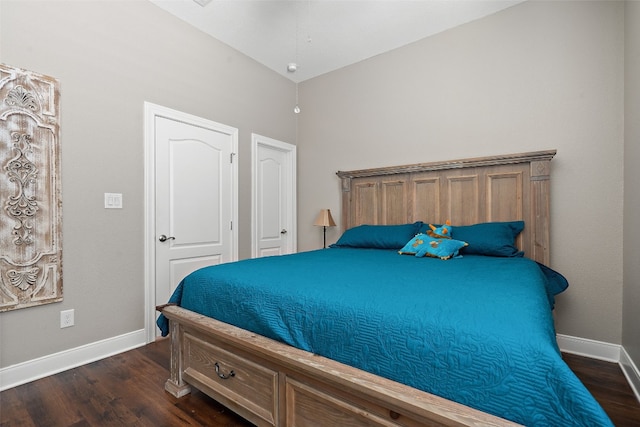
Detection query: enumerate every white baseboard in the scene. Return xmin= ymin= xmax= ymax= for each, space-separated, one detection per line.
xmin=620 ymin=346 xmax=640 ymax=403
xmin=556 ymin=333 xmax=621 ymax=362
xmin=557 ymin=333 xmax=640 ymax=403
xmin=0 ymin=329 xmax=147 ymax=392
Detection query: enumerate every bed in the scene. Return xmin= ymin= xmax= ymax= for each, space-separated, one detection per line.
xmin=157 ymin=150 xmax=613 ymax=427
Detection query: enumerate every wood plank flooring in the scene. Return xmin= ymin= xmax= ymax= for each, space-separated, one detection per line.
xmin=1 ymin=338 xmax=638 ymax=426
xmin=562 ymin=352 xmax=640 ymax=426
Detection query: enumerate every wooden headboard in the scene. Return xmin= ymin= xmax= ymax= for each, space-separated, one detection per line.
xmin=336 ymin=150 xmax=556 ymax=265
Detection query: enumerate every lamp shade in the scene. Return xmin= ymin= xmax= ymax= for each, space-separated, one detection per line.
xmin=313 ymin=209 xmax=336 ymax=227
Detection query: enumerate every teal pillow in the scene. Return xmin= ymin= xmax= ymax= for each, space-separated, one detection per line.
xmin=454 ymin=221 xmax=525 ymax=257
xmin=332 ymin=222 xmax=423 ymax=249
xmin=399 ymin=233 xmax=468 ymax=260
xmin=398 ymin=233 xmax=427 ymax=255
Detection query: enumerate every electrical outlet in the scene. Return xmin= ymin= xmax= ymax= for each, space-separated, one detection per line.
xmin=60 ymin=309 xmax=74 ymax=328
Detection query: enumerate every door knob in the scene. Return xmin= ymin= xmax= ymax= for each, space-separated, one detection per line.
xmin=280 ymin=229 xmax=287 ymax=234
xmin=159 ymin=234 xmax=175 ymax=242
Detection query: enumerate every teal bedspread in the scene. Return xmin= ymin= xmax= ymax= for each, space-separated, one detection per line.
xmin=157 ymin=248 xmax=612 ymax=426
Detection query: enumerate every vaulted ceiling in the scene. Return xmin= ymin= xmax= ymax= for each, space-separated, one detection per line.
xmin=149 ymin=0 xmax=524 ymax=82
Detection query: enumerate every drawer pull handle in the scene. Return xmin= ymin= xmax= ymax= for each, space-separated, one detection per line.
xmin=214 ymin=362 xmax=235 ymax=380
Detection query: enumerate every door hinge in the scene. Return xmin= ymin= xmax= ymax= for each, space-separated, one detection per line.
xmin=230 ymin=153 xmax=236 ymax=163
xmin=230 ymin=221 xmax=233 ymax=230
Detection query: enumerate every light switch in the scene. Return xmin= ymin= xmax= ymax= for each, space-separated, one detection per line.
xmin=104 ymin=193 xmax=123 ymax=209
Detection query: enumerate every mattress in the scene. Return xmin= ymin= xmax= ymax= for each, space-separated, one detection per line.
xmin=157 ymin=247 xmax=613 ymax=426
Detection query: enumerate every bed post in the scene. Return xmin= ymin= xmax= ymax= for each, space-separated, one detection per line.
xmin=340 ymin=176 xmax=352 ymax=231
xmin=529 ymin=153 xmax=555 ymax=266
xmin=164 ymin=318 xmax=192 ymax=398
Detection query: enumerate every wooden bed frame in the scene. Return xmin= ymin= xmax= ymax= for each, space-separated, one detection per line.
xmin=158 ymin=150 xmax=556 ymax=427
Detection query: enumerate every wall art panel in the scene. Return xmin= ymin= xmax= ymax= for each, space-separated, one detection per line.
xmin=0 ymin=64 xmax=62 ymax=312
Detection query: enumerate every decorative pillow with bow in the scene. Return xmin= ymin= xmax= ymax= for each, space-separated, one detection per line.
xmin=398 ymin=220 xmax=468 ymax=260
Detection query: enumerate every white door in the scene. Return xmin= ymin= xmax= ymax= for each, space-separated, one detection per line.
xmin=144 ymin=103 xmax=238 ymax=341
xmin=251 ymin=134 xmax=296 ymax=258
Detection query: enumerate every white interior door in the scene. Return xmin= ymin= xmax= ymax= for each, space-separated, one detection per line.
xmin=252 ymin=134 xmax=296 ymax=258
xmin=145 ymin=103 xmax=238 ymax=340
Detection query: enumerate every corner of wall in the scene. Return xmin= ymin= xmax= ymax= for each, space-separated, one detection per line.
xmin=620 ymin=346 xmax=640 ymax=403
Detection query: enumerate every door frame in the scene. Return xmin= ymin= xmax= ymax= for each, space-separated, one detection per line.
xmin=251 ymin=134 xmax=297 ymax=258
xmin=143 ymin=102 xmax=238 ymax=343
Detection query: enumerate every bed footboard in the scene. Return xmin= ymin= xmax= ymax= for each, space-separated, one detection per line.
xmin=159 ymin=305 xmax=521 ymax=427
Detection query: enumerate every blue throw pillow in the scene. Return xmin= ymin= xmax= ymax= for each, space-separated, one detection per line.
xmin=399 ymin=233 xmax=468 ymax=260
xmin=398 ymin=233 xmax=426 ymax=255
xmin=454 ymin=221 xmax=525 ymax=257
xmin=331 ymin=222 xmax=423 ymax=249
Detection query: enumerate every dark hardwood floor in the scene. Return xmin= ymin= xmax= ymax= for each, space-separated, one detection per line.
xmin=1 ymin=338 xmax=638 ymax=426
xmin=0 ymin=339 xmax=253 ymax=427
xmin=561 ymin=352 xmax=640 ymax=426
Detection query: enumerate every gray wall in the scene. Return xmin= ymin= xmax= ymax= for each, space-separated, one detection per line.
xmin=624 ymin=1 xmax=640 ymax=365
xmin=0 ymin=0 xmax=296 ymax=367
xmin=0 ymin=0 xmax=636 ymax=375
xmin=297 ymin=0 xmax=625 ymax=345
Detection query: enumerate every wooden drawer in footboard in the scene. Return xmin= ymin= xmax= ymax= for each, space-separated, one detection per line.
xmin=286 ymin=375 xmax=451 ymax=427
xmin=182 ymin=330 xmax=279 ymax=427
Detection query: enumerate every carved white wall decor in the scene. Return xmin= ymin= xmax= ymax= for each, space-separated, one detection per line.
xmin=0 ymin=64 xmax=62 ymax=311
